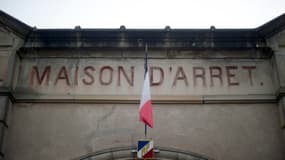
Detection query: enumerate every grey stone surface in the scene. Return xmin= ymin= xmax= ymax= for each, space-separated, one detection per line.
xmin=6 ymin=103 xmax=285 ymax=160
xmin=0 ymin=21 xmax=26 ymax=160
xmin=0 ymin=26 xmax=24 ymax=88
xmin=267 ymin=30 xmax=285 ymax=89
xmin=0 ymin=97 xmax=10 ymax=123
xmin=267 ymin=28 xmax=285 ymax=145
xmin=278 ymin=97 xmax=285 ymax=146
xmin=0 ymin=55 xmax=8 ymax=87
xmin=0 ymin=29 xmax=13 ymax=47
xmin=0 ymin=96 xmax=10 ymax=160
xmin=278 ymin=97 xmax=285 ymax=128
xmin=274 ymin=53 xmax=285 ymax=87
xmin=0 ymin=123 xmax=7 ymax=155
xmin=271 ymin=30 xmax=285 ymax=48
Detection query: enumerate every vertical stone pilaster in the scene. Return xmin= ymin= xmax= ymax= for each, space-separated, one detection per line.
xmin=0 ymin=97 xmax=11 ymax=159
xmin=267 ymin=29 xmax=285 ymax=144
xmin=278 ymin=97 xmax=285 ymax=146
xmin=0 ymin=26 xmax=25 ymax=160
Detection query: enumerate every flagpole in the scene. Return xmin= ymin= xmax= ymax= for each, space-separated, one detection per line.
xmin=144 ymin=43 xmax=148 ymax=138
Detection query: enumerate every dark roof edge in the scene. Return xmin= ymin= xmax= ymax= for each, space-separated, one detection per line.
xmin=1 ymin=10 xmax=285 ymax=45
xmin=257 ymin=13 xmax=285 ymax=38
xmin=0 ymin=10 xmax=32 ymax=38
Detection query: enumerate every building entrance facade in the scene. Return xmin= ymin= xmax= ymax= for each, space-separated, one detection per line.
xmin=0 ymin=11 xmax=285 ymax=160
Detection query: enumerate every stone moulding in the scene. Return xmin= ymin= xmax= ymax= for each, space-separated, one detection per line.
xmin=72 ymin=146 xmax=213 ymax=160
xmin=12 ymin=94 xmax=276 ymax=104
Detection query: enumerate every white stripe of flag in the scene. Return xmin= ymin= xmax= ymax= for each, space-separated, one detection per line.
xmin=139 ymin=71 xmax=153 ymax=128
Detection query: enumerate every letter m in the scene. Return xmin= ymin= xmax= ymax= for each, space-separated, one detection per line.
xmin=30 ymin=65 xmax=51 ymax=85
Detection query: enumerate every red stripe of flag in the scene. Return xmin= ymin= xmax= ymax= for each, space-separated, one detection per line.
xmin=143 ymin=148 xmax=154 ymax=158
xmin=139 ymin=71 xmax=153 ymax=128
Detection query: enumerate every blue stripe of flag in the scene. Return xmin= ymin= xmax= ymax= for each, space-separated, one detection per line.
xmin=138 ymin=140 xmax=149 ymax=150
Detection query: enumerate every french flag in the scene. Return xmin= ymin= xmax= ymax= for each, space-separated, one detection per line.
xmin=139 ymin=70 xmax=153 ymax=128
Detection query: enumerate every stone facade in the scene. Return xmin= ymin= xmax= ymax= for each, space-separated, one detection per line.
xmin=0 ymin=10 xmax=285 ymax=160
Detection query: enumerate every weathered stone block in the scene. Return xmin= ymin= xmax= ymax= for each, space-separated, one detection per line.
xmin=278 ymin=97 xmax=285 ymax=128
xmin=0 ymin=96 xmax=12 ymax=132
xmin=276 ymin=30 xmax=285 ymax=47
xmin=0 ymin=123 xmax=7 ymax=157
xmin=0 ymin=29 xmax=13 ymax=47
xmin=274 ymin=54 xmax=285 ymax=87
xmin=0 ymin=97 xmax=10 ymax=125
xmin=0 ymin=56 xmax=9 ymax=86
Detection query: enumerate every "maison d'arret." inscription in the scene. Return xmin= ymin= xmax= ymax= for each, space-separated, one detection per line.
xmin=29 ymin=65 xmax=257 ymax=88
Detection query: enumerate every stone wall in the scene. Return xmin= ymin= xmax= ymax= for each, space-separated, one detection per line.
xmin=0 ymin=24 xmax=25 ymax=160
xmin=267 ymin=29 xmax=285 ymax=145
xmin=4 ymin=48 xmax=284 ymax=160
xmin=6 ymin=103 xmax=284 ymax=160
